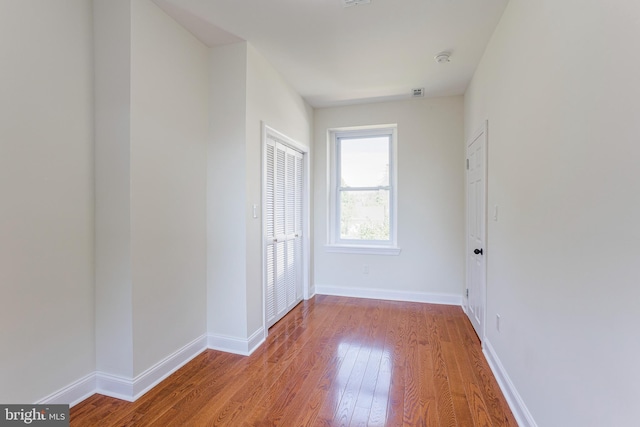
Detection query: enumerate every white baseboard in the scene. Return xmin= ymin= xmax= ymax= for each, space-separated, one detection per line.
xmin=95 ymin=372 xmax=134 ymax=402
xmin=96 ymin=334 xmax=207 ymax=402
xmin=132 ymin=334 xmax=207 ymax=400
xmin=36 ymin=372 xmax=97 ymax=408
xmin=36 ymin=330 xmax=268 ymax=407
xmin=483 ymin=339 xmax=538 ymax=427
xmin=315 ymin=285 xmax=463 ymax=306
xmin=247 ymin=328 xmax=266 ymax=355
xmin=208 ymin=328 xmax=265 ymax=356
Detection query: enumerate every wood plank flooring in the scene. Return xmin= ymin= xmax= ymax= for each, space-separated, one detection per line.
xmin=71 ymin=295 xmax=517 ymax=426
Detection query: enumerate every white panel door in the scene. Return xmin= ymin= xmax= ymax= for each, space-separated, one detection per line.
xmin=466 ymin=122 xmax=487 ymax=340
xmin=265 ymin=138 xmax=304 ymax=328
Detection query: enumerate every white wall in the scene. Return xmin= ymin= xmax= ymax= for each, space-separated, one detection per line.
xmin=96 ymin=0 xmax=209 ymax=382
xmin=208 ymin=42 xmax=313 ymax=343
xmin=94 ymin=0 xmax=134 ymax=379
xmin=314 ymin=97 xmax=465 ymax=301
xmin=130 ymin=0 xmax=209 ymax=376
xmin=0 ymin=0 xmax=95 ymax=403
xmin=465 ymin=1 xmax=640 ymax=426
xmin=2 ymin=0 xmax=312 ymax=404
xmin=207 ymin=42 xmax=249 ymax=340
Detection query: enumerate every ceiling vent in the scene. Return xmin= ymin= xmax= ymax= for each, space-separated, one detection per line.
xmin=343 ymin=0 xmax=371 ymax=7
xmin=412 ymin=88 xmax=425 ymax=97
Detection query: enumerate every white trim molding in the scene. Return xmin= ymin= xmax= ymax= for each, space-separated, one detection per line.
xmin=483 ymin=339 xmax=538 ymax=427
xmin=95 ymin=372 xmax=134 ymax=402
xmin=208 ymin=328 xmax=265 ymax=356
xmin=324 ymin=244 xmax=401 ymax=255
xmin=131 ymin=335 xmax=207 ymax=400
xmin=96 ymin=334 xmax=207 ymax=402
xmin=307 ymin=285 xmax=316 ymax=300
xmin=37 ymin=330 xmax=270 ymax=408
xmin=36 ymin=372 xmax=97 ymax=407
xmin=315 ymin=285 xmax=463 ymax=306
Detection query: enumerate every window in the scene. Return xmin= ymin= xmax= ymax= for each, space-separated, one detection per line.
xmin=327 ymin=125 xmax=400 ymax=255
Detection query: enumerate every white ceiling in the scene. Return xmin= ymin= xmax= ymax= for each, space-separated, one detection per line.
xmin=153 ymin=0 xmax=508 ymax=108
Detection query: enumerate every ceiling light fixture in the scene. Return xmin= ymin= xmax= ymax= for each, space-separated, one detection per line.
xmin=434 ymin=52 xmax=451 ymax=64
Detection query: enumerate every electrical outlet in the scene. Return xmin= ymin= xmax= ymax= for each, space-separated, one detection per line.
xmin=363 ymin=264 xmax=369 ymax=274
xmin=496 ymin=314 xmax=501 ymax=332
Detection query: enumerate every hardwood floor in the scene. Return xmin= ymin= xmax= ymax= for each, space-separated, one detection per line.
xmin=71 ymin=296 xmax=517 ymax=426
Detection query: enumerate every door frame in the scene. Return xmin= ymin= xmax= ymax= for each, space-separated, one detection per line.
xmin=261 ymin=122 xmax=311 ymax=338
xmin=465 ymin=120 xmax=488 ymax=342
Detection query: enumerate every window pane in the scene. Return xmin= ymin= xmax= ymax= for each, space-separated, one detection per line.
xmin=340 ymin=136 xmax=389 ymax=187
xmin=340 ymin=190 xmax=390 ymax=240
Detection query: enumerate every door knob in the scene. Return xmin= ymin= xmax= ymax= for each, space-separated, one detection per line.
xmin=474 ymin=248 xmax=483 ymax=255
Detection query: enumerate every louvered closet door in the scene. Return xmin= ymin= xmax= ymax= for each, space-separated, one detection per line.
xmin=265 ymin=138 xmax=304 ymax=328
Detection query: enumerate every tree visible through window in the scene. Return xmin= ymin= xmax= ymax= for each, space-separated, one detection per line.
xmin=338 ymin=135 xmax=390 ymax=241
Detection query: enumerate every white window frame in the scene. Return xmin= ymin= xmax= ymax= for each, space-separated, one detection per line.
xmin=326 ymin=125 xmax=401 ymax=255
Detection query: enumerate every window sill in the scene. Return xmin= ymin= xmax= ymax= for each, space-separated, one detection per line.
xmin=324 ymin=244 xmax=401 ymax=256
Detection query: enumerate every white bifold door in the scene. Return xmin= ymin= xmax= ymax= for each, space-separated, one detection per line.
xmin=265 ymin=138 xmax=304 ymax=328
